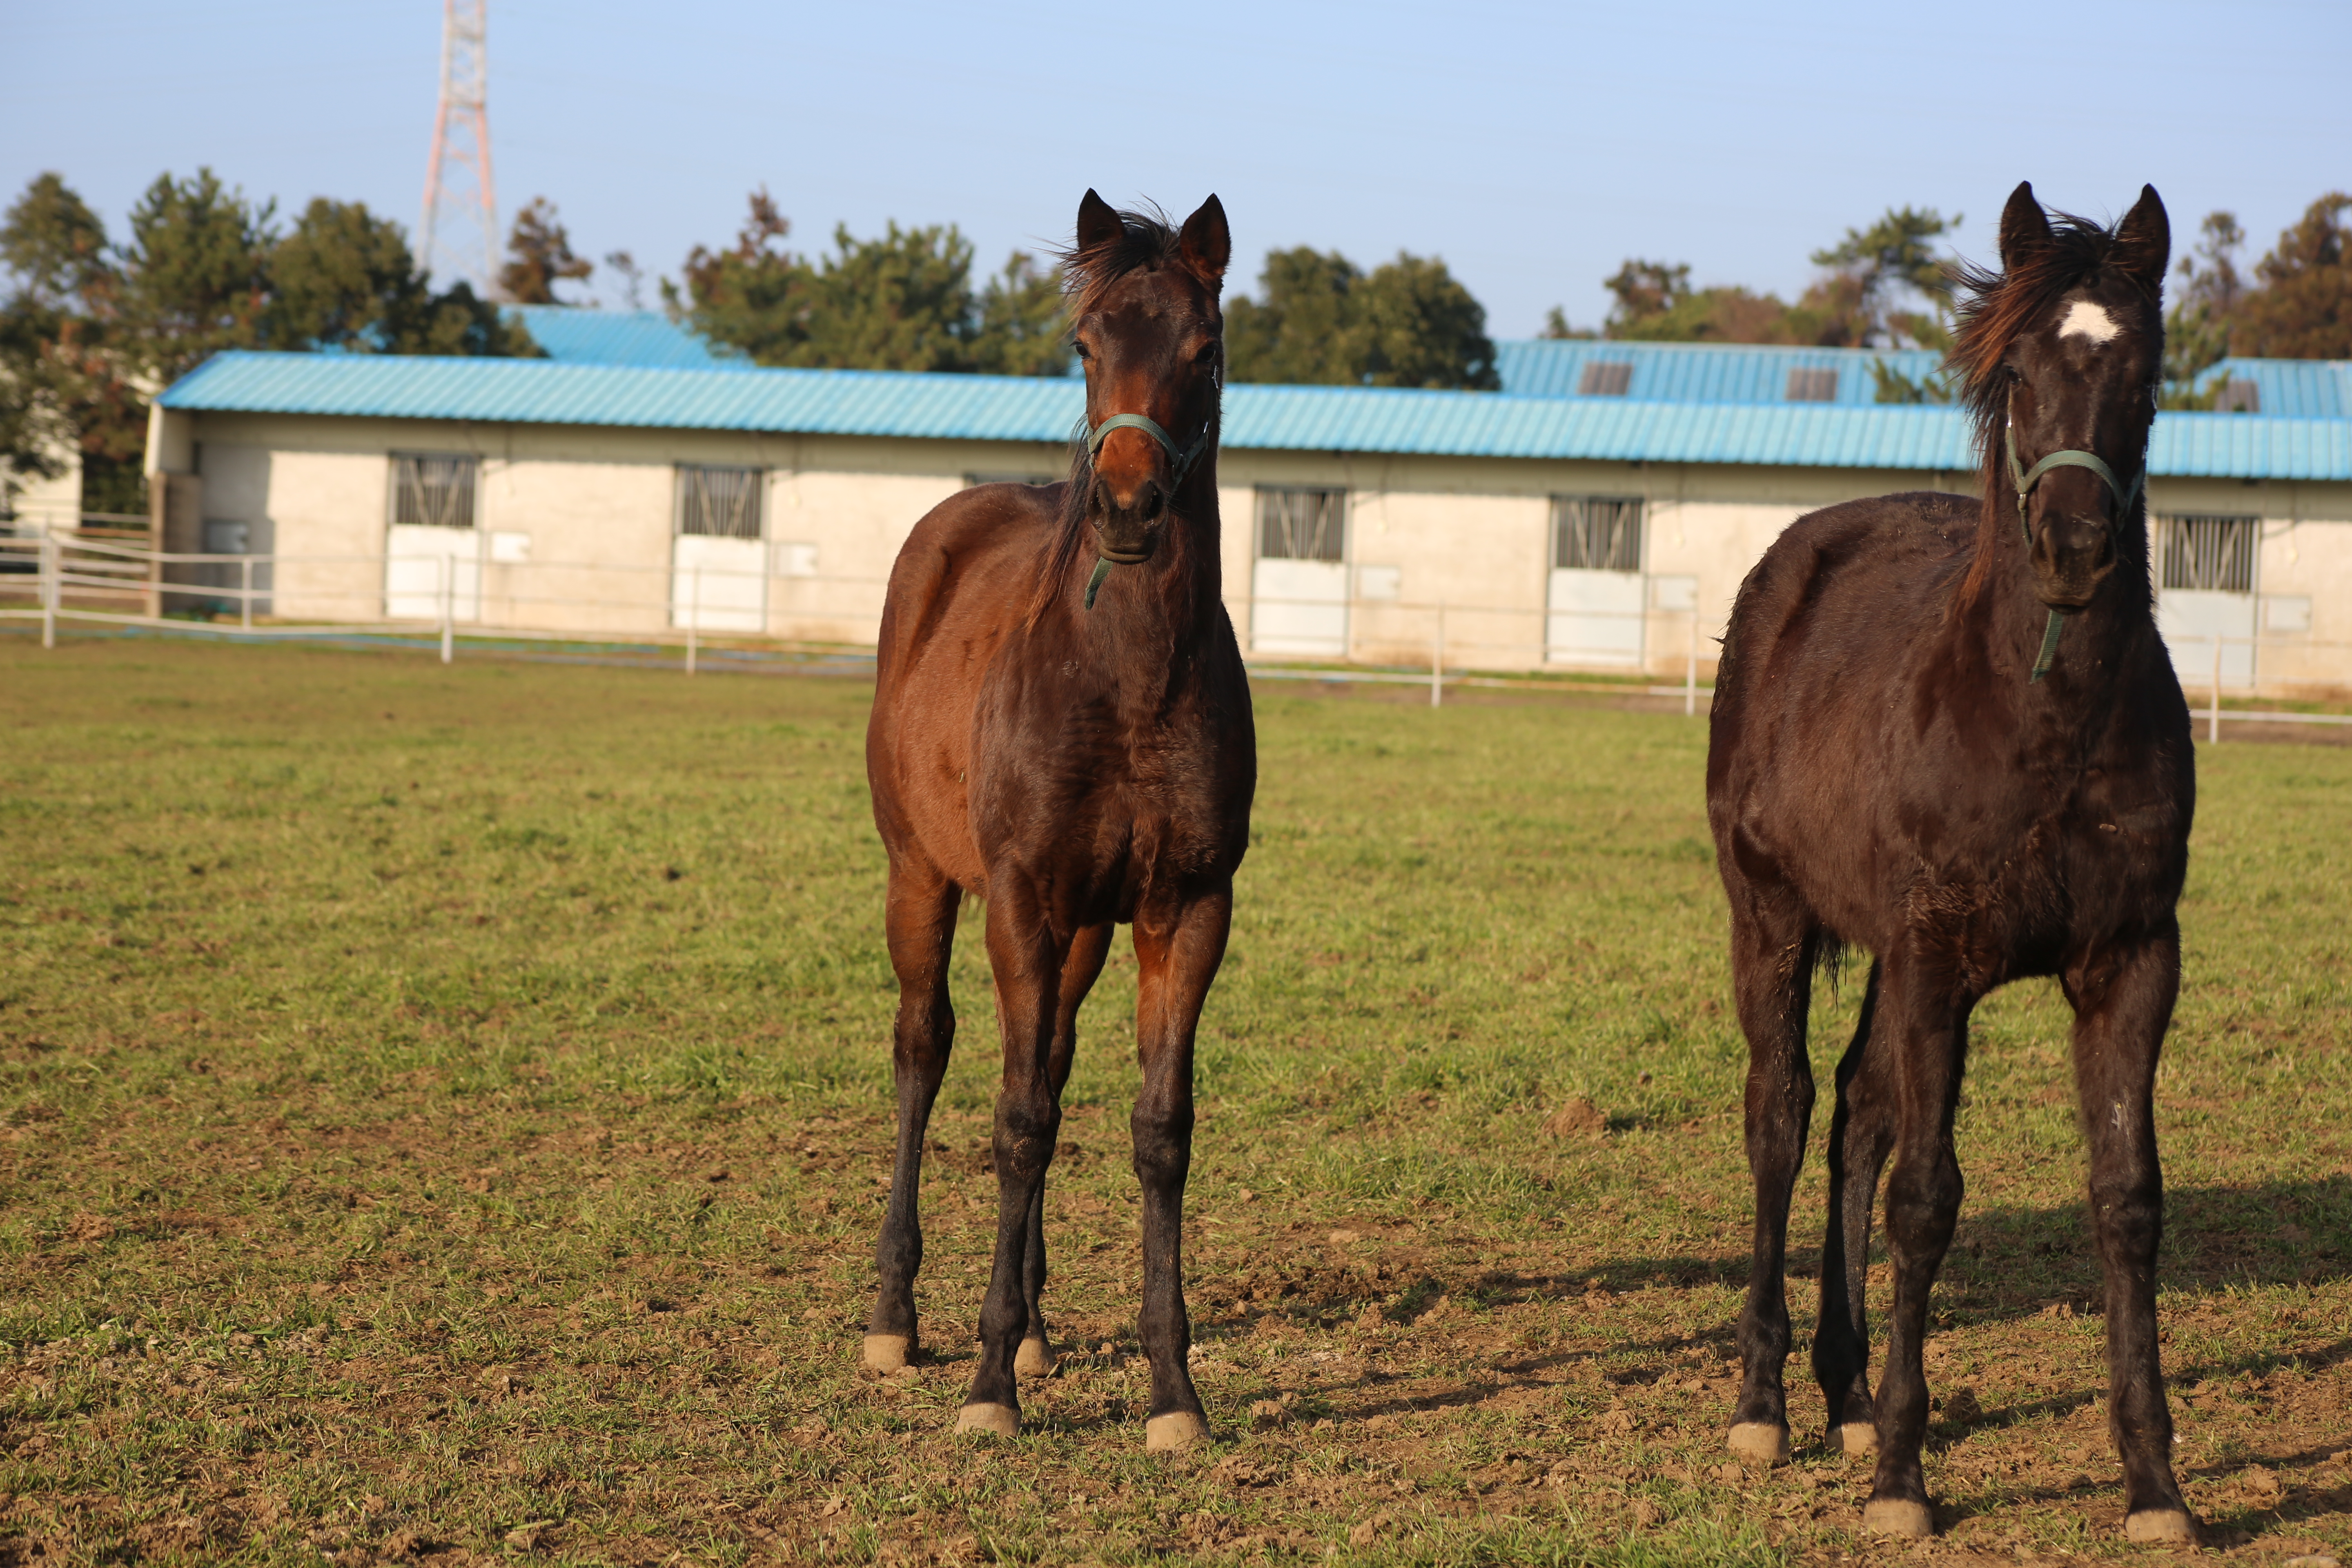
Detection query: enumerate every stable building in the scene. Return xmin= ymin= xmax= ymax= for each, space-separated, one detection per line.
xmin=143 ymin=334 xmax=2352 ymax=693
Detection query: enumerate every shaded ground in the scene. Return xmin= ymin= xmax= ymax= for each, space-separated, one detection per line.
xmin=0 ymin=635 xmax=2346 ymax=1566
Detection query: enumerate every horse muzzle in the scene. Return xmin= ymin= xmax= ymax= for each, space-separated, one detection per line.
xmin=1089 ymin=474 xmax=1167 ymax=564
xmin=2028 ymin=511 xmax=2117 ymax=610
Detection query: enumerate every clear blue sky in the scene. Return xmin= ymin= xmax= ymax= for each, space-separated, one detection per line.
xmin=6 ymin=0 xmax=2345 ymax=339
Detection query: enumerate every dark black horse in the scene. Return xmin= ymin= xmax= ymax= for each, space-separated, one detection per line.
xmin=1706 ymin=183 xmax=2196 ymax=1543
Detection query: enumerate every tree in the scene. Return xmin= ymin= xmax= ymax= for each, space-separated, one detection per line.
xmin=793 ymin=220 xmax=978 ymax=372
xmin=671 ymin=190 xmax=1072 ymax=374
xmin=270 ymin=198 xmax=528 ymax=355
xmin=1809 ymin=205 xmax=1959 ymax=350
xmin=1 ymin=173 xmax=111 ymax=496
xmin=1225 ymin=248 xmax=1361 ymax=383
xmin=1597 ymin=259 xmax=1804 ymax=343
xmin=497 ymin=197 xmax=592 ymax=305
xmin=1225 ymin=247 xmax=1497 ymax=389
xmin=3 ymin=169 xmax=536 ymax=519
xmin=2161 ymin=211 xmax=2245 ymax=406
xmin=967 ymin=252 xmax=1072 ymax=376
xmin=2234 ymin=192 xmax=2352 ymax=360
xmin=116 ymin=168 xmax=276 ymax=385
xmin=1551 ymin=206 xmax=1960 ymax=363
xmin=1352 ymin=253 xmax=1499 ymax=389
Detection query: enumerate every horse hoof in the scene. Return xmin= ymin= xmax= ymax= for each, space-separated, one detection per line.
xmin=1828 ymin=1421 xmax=1878 ymax=1459
xmin=2124 ymin=1509 xmax=2197 ymax=1545
xmin=955 ymin=1403 xmax=1020 ymax=1438
xmin=1015 ymin=1336 xmax=1056 ymax=1379
xmin=1145 ymin=1412 xmax=1209 ymax=1453
xmin=862 ymin=1334 xmax=911 ymax=1373
xmin=1862 ymin=1498 xmax=1935 ymax=1539
xmin=1727 ymin=1422 xmax=1791 ymax=1466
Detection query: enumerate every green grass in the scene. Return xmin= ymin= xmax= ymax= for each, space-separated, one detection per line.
xmin=0 ymin=634 xmax=2346 ymax=1566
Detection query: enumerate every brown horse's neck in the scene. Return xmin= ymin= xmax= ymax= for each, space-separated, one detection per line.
xmin=1076 ymin=457 xmax=1226 ymax=645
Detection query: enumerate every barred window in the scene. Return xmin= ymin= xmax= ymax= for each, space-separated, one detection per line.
xmin=677 ymin=465 xmax=764 ymax=540
xmin=2157 ymin=514 xmax=2256 ymax=593
xmin=1553 ymin=497 xmax=1644 ymax=572
xmin=1256 ymin=486 xmax=1346 ymax=562
xmin=1578 ymin=360 xmax=1633 ymax=397
xmin=391 ymin=453 xmax=477 ymax=529
xmin=1786 ymin=368 xmax=1839 ymax=402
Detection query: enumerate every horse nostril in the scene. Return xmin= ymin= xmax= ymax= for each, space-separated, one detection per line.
xmin=1140 ymin=484 xmax=1165 ymax=522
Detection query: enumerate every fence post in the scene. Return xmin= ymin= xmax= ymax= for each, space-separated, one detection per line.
xmin=40 ymin=531 xmax=57 ymax=649
xmin=1685 ymin=610 xmax=1698 ymax=717
xmin=240 ymin=557 xmax=253 ymax=632
xmin=439 ymin=553 xmax=454 ymax=665
xmin=687 ymin=567 xmax=701 ymax=676
xmin=2209 ymin=636 xmax=2222 ymax=745
xmin=1430 ymin=599 xmax=1445 ymax=708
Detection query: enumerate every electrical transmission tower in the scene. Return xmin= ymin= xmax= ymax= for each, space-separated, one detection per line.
xmin=419 ymin=0 xmax=499 ymax=296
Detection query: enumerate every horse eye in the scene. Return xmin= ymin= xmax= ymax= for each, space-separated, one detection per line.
xmin=1072 ymin=341 xmax=1092 ymax=361
xmin=1196 ymin=342 xmax=1221 ymax=365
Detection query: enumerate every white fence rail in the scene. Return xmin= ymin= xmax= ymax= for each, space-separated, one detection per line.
xmin=3 ymin=533 xmax=2346 ymax=732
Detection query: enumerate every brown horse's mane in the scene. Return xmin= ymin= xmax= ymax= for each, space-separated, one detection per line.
xmin=1026 ymin=203 xmax=1221 ymax=628
xmin=1947 ymin=208 xmax=2161 ymax=603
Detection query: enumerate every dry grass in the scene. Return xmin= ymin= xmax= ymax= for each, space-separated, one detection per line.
xmin=0 ymin=634 xmax=2345 ymax=1567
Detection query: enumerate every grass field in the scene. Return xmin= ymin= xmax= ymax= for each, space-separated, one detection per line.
xmin=1 ymin=634 xmax=2346 ymax=1568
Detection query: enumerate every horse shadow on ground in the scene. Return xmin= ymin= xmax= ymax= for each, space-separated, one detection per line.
xmin=1448 ymin=1173 xmax=2352 ymax=1331
xmin=1164 ymin=1174 xmax=2348 ymax=1441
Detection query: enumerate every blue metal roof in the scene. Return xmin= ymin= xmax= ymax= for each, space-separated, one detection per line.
xmin=1492 ymin=338 xmax=2352 ymax=423
xmin=2201 ymin=357 xmax=2352 ymax=419
xmin=503 ymin=305 xmax=743 ymax=370
xmin=159 ymin=351 xmax=2352 ymax=481
xmin=1492 ymin=339 xmax=1947 ymax=405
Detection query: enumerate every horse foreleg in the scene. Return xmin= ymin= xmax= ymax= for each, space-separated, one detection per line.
xmin=865 ymin=863 xmax=962 ymax=1373
xmin=1815 ymin=960 xmax=1893 ymax=1457
xmin=1861 ymin=958 xmax=1969 ymax=1538
xmin=1015 ymin=921 xmax=1113 ymax=1379
xmin=1127 ymin=882 xmax=1231 ymax=1453
xmin=955 ymin=880 xmax=1071 ymax=1437
xmin=2067 ymin=926 xmax=2195 ymax=1544
xmin=1726 ymin=904 xmax=1819 ymax=1467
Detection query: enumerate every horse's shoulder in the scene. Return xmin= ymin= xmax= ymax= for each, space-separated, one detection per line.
xmin=900 ymin=481 xmax=1063 ymax=568
xmin=1785 ymin=491 xmax=1976 ymax=553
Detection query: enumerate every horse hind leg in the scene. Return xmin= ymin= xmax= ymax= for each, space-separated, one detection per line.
xmin=863 ymin=862 xmax=962 ymax=1373
xmin=1814 ymin=960 xmax=1894 ymax=1459
xmin=1014 ymin=922 xmax=1112 ymax=1379
xmin=1726 ymin=898 xmax=1821 ymax=1468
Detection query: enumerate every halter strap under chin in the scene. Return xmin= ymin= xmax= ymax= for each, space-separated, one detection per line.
xmin=2003 ymin=402 xmax=2145 ymax=684
xmin=1078 ymin=411 xmax=1215 ymax=611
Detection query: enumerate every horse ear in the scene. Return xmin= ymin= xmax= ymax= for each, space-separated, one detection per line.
xmin=1999 ymin=181 xmax=2051 ymax=270
xmin=1076 ymin=189 xmax=1123 ymax=253
xmin=2112 ymin=184 xmax=2170 ymax=295
xmin=1178 ymin=195 xmax=1231 ymax=289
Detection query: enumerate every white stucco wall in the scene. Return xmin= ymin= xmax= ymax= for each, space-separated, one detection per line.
xmin=165 ymin=408 xmax=2352 ymax=693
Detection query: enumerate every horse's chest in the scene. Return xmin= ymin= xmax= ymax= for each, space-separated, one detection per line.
xmin=1897 ymin=785 xmax=2184 ymax=982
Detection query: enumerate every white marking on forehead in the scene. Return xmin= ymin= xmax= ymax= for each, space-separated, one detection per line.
xmin=2058 ymin=299 xmax=2122 ymax=345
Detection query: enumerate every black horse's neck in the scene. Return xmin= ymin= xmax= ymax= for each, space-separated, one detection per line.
xmin=1967 ymin=491 xmax=2158 ymax=707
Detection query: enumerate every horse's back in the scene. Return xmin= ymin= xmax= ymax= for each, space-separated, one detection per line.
xmin=867 ymin=481 xmax=1066 ymax=885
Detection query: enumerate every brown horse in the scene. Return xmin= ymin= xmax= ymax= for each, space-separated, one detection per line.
xmin=1707 ymin=184 xmax=2197 ymax=1542
xmin=860 ymin=191 xmax=1253 ymax=1450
